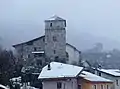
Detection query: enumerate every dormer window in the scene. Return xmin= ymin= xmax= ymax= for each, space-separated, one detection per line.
xmin=50 ymin=23 xmax=52 ymax=27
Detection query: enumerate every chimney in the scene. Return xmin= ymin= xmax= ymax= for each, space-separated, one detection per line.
xmin=47 ymin=63 xmax=51 ymax=70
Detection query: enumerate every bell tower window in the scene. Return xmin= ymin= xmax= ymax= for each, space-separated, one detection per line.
xmin=50 ymin=23 xmax=52 ymax=27
xmin=53 ymin=36 xmax=57 ymax=41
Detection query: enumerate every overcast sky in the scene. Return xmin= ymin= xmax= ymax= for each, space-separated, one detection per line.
xmin=0 ymin=0 xmax=120 ymax=50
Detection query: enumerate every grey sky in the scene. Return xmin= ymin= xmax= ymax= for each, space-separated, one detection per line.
xmin=0 ymin=0 xmax=120 ymax=50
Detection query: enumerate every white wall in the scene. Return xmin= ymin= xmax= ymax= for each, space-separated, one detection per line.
xmin=42 ymin=78 xmax=78 ymax=89
xmin=66 ymin=44 xmax=80 ymax=64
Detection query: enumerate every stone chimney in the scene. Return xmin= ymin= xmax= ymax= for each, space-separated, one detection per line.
xmin=47 ymin=63 xmax=51 ymax=70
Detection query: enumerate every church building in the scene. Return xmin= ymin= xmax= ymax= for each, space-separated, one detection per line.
xmin=13 ymin=15 xmax=81 ymax=67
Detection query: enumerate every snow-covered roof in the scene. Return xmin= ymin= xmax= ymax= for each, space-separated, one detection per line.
xmin=10 ymin=77 xmax=21 ymax=82
xmin=21 ymin=85 xmax=39 ymax=89
xmin=45 ymin=15 xmax=65 ymax=21
xmin=38 ymin=62 xmax=83 ymax=79
xmin=99 ymin=69 xmax=120 ymax=77
xmin=80 ymin=71 xmax=112 ymax=82
xmin=32 ymin=51 xmax=44 ymax=54
xmin=0 ymin=84 xmax=8 ymax=89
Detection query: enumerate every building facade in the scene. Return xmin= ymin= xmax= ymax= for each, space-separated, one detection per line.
xmin=95 ymin=69 xmax=120 ymax=89
xmin=38 ymin=62 xmax=113 ymax=89
xmin=45 ymin=16 xmax=66 ymax=60
xmin=13 ymin=16 xmax=81 ymax=67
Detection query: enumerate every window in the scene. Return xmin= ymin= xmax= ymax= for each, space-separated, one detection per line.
xmin=93 ymin=85 xmax=97 ymax=89
xmin=101 ymin=85 xmax=103 ymax=89
xmin=64 ymin=21 xmax=66 ymax=27
xmin=99 ymin=72 xmax=101 ymax=76
xmin=107 ymin=85 xmax=109 ymax=89
xmin=50 ymin=23 xmax=52 ymax=27
xmin=55 ymin=56 xmax=59 ymax=62
xmin=27 ymin=54 xmax=30 ymax=58
xmin=63 ymin=83 xmax=65 ymax=89
xmin=53 ymin=36 xmax=57 ymax=41
xmin=57 ymin=82 xmax=62 ymax=89
xmin=36 ymin=60 xmax=42 ymax=66
xmin=34 ymin=47 xmax=37 ymax=51
xmin=54 ymin=50 xmax=56 ymax=54
xmin=116 ymin=80 xmax=119 ymax=86
xmin=34 ymin=53 xmax=44 ymax=57
xmin=78 ymin=84 xmax=81 ymax=89
xmin=43 ymin=38 xmax=45 ymax=42
xmin=39 ymin=47 xmax=41 ymax=50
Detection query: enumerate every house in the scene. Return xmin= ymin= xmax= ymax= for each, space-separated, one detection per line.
xmin=38 ymin=62 xmax=83 ymax=89
xmin=95 ymin=69 xmax=120 ymax=89
xmin=79 ymin=71 xmax=113 ymax=89
xmin=13 ymin=15 xmax=81 ymax=67
xmin=38 ymin=62 xmax=113 ymax=89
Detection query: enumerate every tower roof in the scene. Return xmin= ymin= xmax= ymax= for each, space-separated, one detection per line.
xmin=45 ymin=15 xmax=65 ymax=21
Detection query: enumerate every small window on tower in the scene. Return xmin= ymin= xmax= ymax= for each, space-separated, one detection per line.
xmin=53 ymin=36 xmax=57 ymax=41
xmin=34 ymin=47 xmax=37 ymax=51
xmin=54 ymin=50 xmax=56 ymax=54
xmin=50 ymin=23 xmax=52 ymax=27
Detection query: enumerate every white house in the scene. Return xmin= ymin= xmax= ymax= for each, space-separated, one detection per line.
xmin=95 ymin=69 xmax=120 ymax=89
xmin=38 ymin=62 xmax=83 ymax=89
xmin=38 ymin=62 xmax=113 ymax=89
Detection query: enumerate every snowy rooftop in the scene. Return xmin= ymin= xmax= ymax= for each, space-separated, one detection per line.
xmin=0 ymin=84 xmax=8 ymax=89
xmin=38 ymin=62 xmax=83 ymax=79
xmin=80 ymin=71 xmax=112 ymax=82
xmin=45 ymin=15 xmax=65 ymax=21
xmin=100 ymin=69 xmax=120 ymax=77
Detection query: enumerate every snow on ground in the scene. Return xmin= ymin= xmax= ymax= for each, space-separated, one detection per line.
xmin=10 ymin=76 xmax=21 ymax=82
xmin=21 ymin=85 xmax=39 ymax=89
xmin=0 ymin=84 xmax=9 ymax=89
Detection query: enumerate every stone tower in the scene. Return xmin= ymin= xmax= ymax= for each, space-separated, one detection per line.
xmin=45 ymin=15 xmax=66 ymax=61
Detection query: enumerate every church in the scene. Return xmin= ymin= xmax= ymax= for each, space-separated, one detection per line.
xmin=13 ymin=15 xmax=81 ymax=67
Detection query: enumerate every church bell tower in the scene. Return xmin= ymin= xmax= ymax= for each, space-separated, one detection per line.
xmin=45 ymin=15 xmax=66 ymax=61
